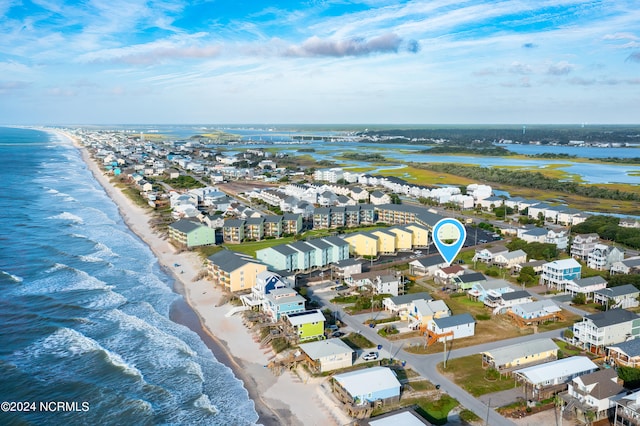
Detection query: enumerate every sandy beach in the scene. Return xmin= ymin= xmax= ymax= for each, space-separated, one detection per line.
xmin=56 ymin=129 xmax=349 ymax=426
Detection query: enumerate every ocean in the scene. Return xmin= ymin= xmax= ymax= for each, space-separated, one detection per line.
xmin=0 ymin=127 xmax=258 ymax=425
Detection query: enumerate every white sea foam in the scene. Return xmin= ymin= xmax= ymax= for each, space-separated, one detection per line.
xmin=29 ymin=265 xmax=113 ymax=294
xmin=184 ymin=360 xmax=205 ymax=381
xmin=28 ymin=328 xmax=144 ymax=379
xmin=93 ymin=242 xmax=119 ymax=258
xmin=193 ymin=394 xmax=218 ymax=415
xmin=83 ymin=291 xmax=127 ymax=310
xmin=0 ymin=270 xmax=23 ymax=282
xmin=48 ymin=211 xmax=84 ymax=224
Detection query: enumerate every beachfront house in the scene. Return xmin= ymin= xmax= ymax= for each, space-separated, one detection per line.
xmin=332 ymin=367 xmax=401 ymax=406
xmin=481 ymin=338 xmax=559 ymax=371
xmin=285 ymin=309 xmax=325 ymax=342
xmin=408 ymin=299 xmax=450 ymax=330
xmin=299 ymin=338 xmax=354 ymax=373
xmin=168 ymin=219 xmax=217 ymax=248
xmin=572 ymin=309 xmax=640 ymax=354
xmin=514 ymin=356 xmax=598 ymax=401
xmin=264 ymin=288 xmax=306 ymax=322
xmin=207 ymin=250 xmax=267 ymax=293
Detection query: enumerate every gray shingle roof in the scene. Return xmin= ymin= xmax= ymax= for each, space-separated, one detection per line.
xmin=585 ymin=308 xmax=639 ymax=328
xmin=169 ymin=219 xmax=201 ymax=233
xmin=608 ymin=338 xmax=640 ymax=357
xmin=207 ymin=250 xmax=261 ymax=272
xmin=434 ymin=313 xmax=475 ymax=328
xmin=595 ymin=284 xmax=639 ymax=298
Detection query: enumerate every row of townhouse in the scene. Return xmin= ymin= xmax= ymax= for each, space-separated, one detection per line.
xmin=312 ymin=205 xmax=376 ymax=229
xmin=256 ymin=236 xmax=350 ymax=273
xmin=343 ymin=223 xmax=430 ymax=257
xmin=222 ymin=214 xmax=303 ymax=243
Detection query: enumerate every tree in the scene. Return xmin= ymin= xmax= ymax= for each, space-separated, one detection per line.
xmin=572 ymin=293 xmax=587 ymax=305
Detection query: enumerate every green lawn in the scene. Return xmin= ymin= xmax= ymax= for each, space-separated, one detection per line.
xmin=222 ymin=237 xmax=296 ymax=257
xmin=437 ymin=354 xmax=517 ymax=397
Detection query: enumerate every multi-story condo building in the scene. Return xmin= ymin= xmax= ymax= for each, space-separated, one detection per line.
xmin=222 ymin=219 xmax=245 ymax=243
xmin=207 ymin=250 xmax=267 ymax=292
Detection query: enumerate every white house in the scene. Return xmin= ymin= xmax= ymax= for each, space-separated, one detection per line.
xmin=593 ymin=284 xmax=640 ymax=310
xmin=563 ymin=368 xmax=625 ymax=423
xmin=610 ymin=257 xmax=640 ymax=275
xmin=430 ymin=313 xmax=475 ymax=342
xmin=299 ymin=338 xmax=354 ymax=373
xmin=514 ymin=356 xmax=598 ymax=401
xmin=333 ymin=367 xmax=401 ymax=405
xmin=587 ymin=244 xmax=625 ymax=270
xmin=564 ymin=276 xmax=608 ymax=300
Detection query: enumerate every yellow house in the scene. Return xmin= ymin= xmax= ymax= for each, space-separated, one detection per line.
xmin=207 ymin=250 xmax=267 ymax=292
xmin=387 ymin=226 xmax=413 ymax=252
xmin=408 ymin=299 xmax=451 ymax=329
xmin=343 ymin=232 xmax=378 ymax=257
xmin=481 ymin=338 xmax=559 ymax=370
xmin=405 ymin=224 xmax=430 ymax=248
xmin=371 ymin=229 xmax=397 ymax=255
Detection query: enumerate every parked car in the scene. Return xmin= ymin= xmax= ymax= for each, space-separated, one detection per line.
xmin=331 ymin=331 xmax=345 ymax=338
xmin=327 ymin=325 xmax=339 ymax=332
xmin=362 ymin=351 xmax=378 ymax=361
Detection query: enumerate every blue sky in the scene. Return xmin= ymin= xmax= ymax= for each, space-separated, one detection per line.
xmin=2 ymin=0 xmax=639 ymax=124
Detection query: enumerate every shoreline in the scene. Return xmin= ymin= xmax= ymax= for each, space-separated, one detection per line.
xmin=54 ymin=129 xmax=293 ymax=425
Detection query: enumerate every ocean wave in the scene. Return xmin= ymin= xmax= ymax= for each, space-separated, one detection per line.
xmin=28 ymin=265 xmax=114 ymax=293
xmin=1 ymin=270 xmax=23 ymax=282
xmin=48 ymin=211 xmax=84 ymax=224
xmin=93 ymin=242 xmax=119 ymax=258
xmin=83 ymin=291 xmax=128 ymax=310
xmin=31 ymin=327 xmax=143 ymax=379
xmin=104 ymin=309 xmax=197 ymax=360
